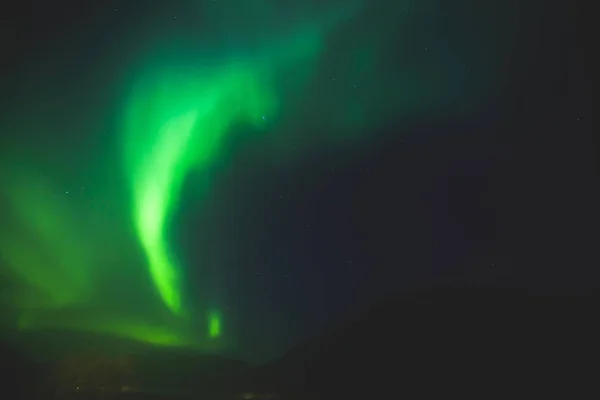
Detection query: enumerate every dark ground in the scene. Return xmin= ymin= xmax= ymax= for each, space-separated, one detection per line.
xmin=3 ymin=289 xmax=599 ymax=398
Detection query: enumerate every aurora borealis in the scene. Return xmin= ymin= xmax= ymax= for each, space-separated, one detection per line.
xmin=0 ymin=0 xmax=533 ymax=362
xmin=2 ymin=1 xmax=363 ymax=354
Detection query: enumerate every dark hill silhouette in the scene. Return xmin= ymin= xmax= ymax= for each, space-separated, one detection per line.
xmin=3 ymin=290 xmax=597 ymax=398
xmin=262 ymin=288 xmax=598 ymax=397
xmin=130 ymin=349 xmax=259 ymax=392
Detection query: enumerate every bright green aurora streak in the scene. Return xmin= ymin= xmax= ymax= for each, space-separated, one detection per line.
xmin=209 ymin=310 xmax=222 ymax=339
xmin=122 ymin=65 xmax=278 ymax=315
xmin=120 ymin=4 xmax=359 ymax=317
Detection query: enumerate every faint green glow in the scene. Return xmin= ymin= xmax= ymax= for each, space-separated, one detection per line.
xmin=17 ymin=311 xmax=190 ymax=347
xmin=0 ymin=170 xmax=91 ymax=310
xmin=209 ymin=310 xmax=222 ymax=338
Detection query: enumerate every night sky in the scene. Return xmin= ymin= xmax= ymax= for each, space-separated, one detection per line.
xmin=0 ymin=0 xmax=593 ymax=363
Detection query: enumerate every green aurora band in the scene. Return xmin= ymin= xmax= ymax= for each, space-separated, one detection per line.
xmin=120 ymin=7 xmax=356 ymax=317
xmin=122 ymin=65 xmax=278 ymax=315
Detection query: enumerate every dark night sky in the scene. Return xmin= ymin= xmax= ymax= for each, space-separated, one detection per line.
xmin=0 ymin=0 xmax=594 ymax=363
